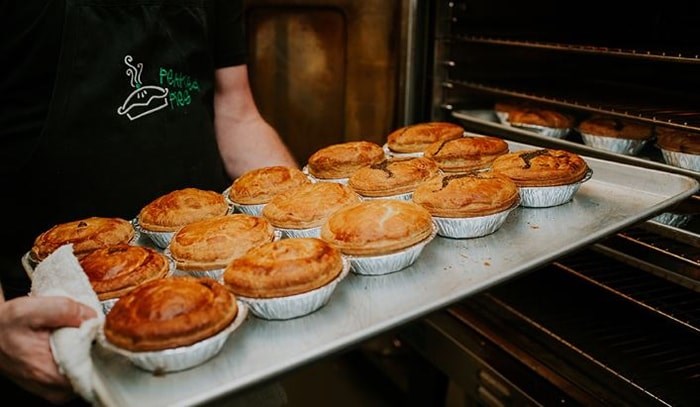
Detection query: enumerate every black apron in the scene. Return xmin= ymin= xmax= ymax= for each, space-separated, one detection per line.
xmin=4 ymin=0 xmax=228 ymax=297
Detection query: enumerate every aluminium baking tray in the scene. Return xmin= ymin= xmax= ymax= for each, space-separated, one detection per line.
xmin=91 ymin=140 xmax=699 ymax=407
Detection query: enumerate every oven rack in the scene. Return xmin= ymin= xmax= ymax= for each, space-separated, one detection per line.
xmin=443 ymin=79 xmax=700 ymax=132
xmin=446 ymin=36 xmax=700 ymax=64
xmin=553 ymin=248 xmax=700 ymax=333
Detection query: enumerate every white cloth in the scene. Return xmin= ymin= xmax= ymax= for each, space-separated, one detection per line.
xmin=30 ymin=244 xmax=104 ymax=404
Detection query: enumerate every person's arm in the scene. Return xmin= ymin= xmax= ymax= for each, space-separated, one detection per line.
xmin=0 ymin=296 xmax=96 ymax=404
xmin=214 ymin=65 xmax=298 ymax=179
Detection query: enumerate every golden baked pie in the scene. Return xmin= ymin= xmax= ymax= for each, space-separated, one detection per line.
xmin=168 ymin=214 xmax=275 ymax=271
xmin=413 ymin=172 xmax=519 ymax=217
xmin=491 ymin=149 xmax=589 ymax=187
xmin=348 ymin=157 xmax=440 ymax=197
xmin=31 ymin=216 xmax=135 ymax=261
xmin=104 ymin=277 xmax=238 ymax=351
xmin=262 ymin=182 xmax=361 ymax=229
xmin=386 ymin=122 xmax=464 ymax=153
xmin=494 ymin=100 xmax=529 ymax=118
xmin=508 ymin=108 xmax=574 ymax=129
xmin=80 ymin=244 xmax=170 ymax=301
xmin=307 ymin=141 xmax=385 ymax=179
xmin=320 ymin=200 xmax=434 ymax=256
xmin=423 ymin=136 xmax=509 ymax=172
xmin=227 ymin=166 xmax=311 ymax=205
xmin=223 ymin=238 xmax=343 ymax=298
xmin=138 ymin=188 xmax=229 ymax=233
xmin=656 ymin=127 xmax=700 ymax=154
xmin=578 ymin=116 xmax=652 ymax=140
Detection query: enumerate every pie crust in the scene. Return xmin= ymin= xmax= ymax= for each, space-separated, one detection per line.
xmin=138 ymin=188 xmax=229 ymax=232
xmin=223 ymin=238 xmax=343 ymax=298
xmin=104 ymin=277 xmax=238 ymax=352
xmin=320 ymin=200 xmax=434 ymax=256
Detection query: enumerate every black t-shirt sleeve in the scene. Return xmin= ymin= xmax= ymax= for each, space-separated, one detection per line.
xmin=212 ymin=0 xmax=248 ymax=68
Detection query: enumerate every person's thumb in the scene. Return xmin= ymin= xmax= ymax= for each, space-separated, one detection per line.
xmin=26 ymin=296 xmax=98 ymax=329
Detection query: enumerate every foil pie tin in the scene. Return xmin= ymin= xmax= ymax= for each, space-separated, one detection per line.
xmin=382 ymin=143 xmax=424 ymax=159
xmin=236 ymin=256 xmax=350 ymax=320
xmin=519 ymin=169 xmax=593 ymax=208
xmin=510 ymin=123 xmax=570 ymax=139
xmin=98 ymin=301 xmax=248 ymax=373
xmin=346 ymin=223 xmax=437 ymax=276
xmin=274 ymin=225 xmax=322 ymax=239
xmin=494 ymin=111 xmax=510 ymax=125
xmin=432 ymin=199 xmax=519 ymax=239
xmin=165 ymin=230 xmax=282 ymax=281
xmin=132 ymin=217 xmax=174 ymax=249
xmin=222 ymin=188 xmax=267 ymax=217
xmin=359 ymin=192 xmax=414 ymax=202
xmin=579 ymin=132 xmax=648 ymax=156
xmin=302 ymin=165 xmax=349 ymax=185
xmin=659 ymin=149 xmax=700 ymax=172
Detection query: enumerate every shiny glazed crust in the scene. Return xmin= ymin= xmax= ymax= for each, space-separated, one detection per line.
xmin=79 ymin=245 xmax=170 ymax=300
xmin=578 ymin=116 xmax=652 ymax=140
xmin=138 ymin=188 xmax=229 ymax=232
xmin=413 ymin=172 xmax=519 ymax=217
xmin=228 ymin=166 xmax=311 ymax=205
xmin=320 ymin=200 xmax=434 ymax=256
xmin=423 ymin=136 xmax=509 ymax=172
xmin=508 ymin=108 xmax=574 ymax=129
xmin=656 ymin=127 xmax=700 ymax=154
xmin=491 ymin=149 xmax=589 ymax=187
xmin=31 ymin=217 xmax=135 ymax=261
xmin=223 ymin=238 xmax=343 ymax=298
xmin=104 ymin=277 xmax=237 ymax=351
xmin=387 ymin=122 xmax=464 ymax=153
xmin=348 ymin=157 xmax=440 ymax=197
xmin=262 ymin=183 xmax=361 ymax=229
xmin=307 ymin=141 xmax=385 ymax=179
xmin=169 ymin=214 xmax=275 ymax=271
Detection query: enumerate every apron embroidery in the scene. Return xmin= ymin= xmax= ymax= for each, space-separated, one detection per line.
xmin=159 ymin=67 xmax=200 ymax=109
xmin=117 ymin=55 xmax=169 ymax=121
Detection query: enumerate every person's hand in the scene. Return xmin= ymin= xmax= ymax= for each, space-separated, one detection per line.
xmin=0 ymin=296 xmax=97 ymax=404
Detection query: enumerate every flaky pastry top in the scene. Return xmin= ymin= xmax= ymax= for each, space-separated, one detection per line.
xmin=262 ymin=182 xmax=361 ymax=229
xmin=491 ymin=149 xmax=589 ymax=187
xmin=223 ymin=238 xmax=343 ymax=298
xmin=656 ymin=127 xmax=700 ymax=154
xmin=413 ymin=172 xmax=519 ymax=217
xmin=307 ymin=141 xmax=385 ymax=179
xmin=168 ymin=214 xmax=275 ymax=271
xmin=508 ymin=108 xmax=574 ymax=129
xmin=104 ymin=277 xmax=238 ymax=352
xmin=138 ymin=188 xmax=229 ymax=232
xmin=348 ymin=157 xmax=440 ymax=197
xmin=80 ymin=244 xmax=170 ymax=300
xmin=423 ymin=136 xmax=509 ymax=172
xmin=228 ymin=166 xmax=311 ymax=205
xmin=320 ymin=200 xmax=434 ymax=256
xmin=578 ymin=116 xmax=652 ymax=140
xmin=387 ymin=122 xmax=465 ymax=153
xmin=31 ymin=217 xmax=135 ymax=261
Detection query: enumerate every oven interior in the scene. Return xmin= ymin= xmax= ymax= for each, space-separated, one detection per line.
xmin=365 ymin=1 xmax=700 ymax=406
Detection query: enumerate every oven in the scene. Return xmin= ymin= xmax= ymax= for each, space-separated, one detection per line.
xmin=388 ymin=1 xmax=700 ymax=406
